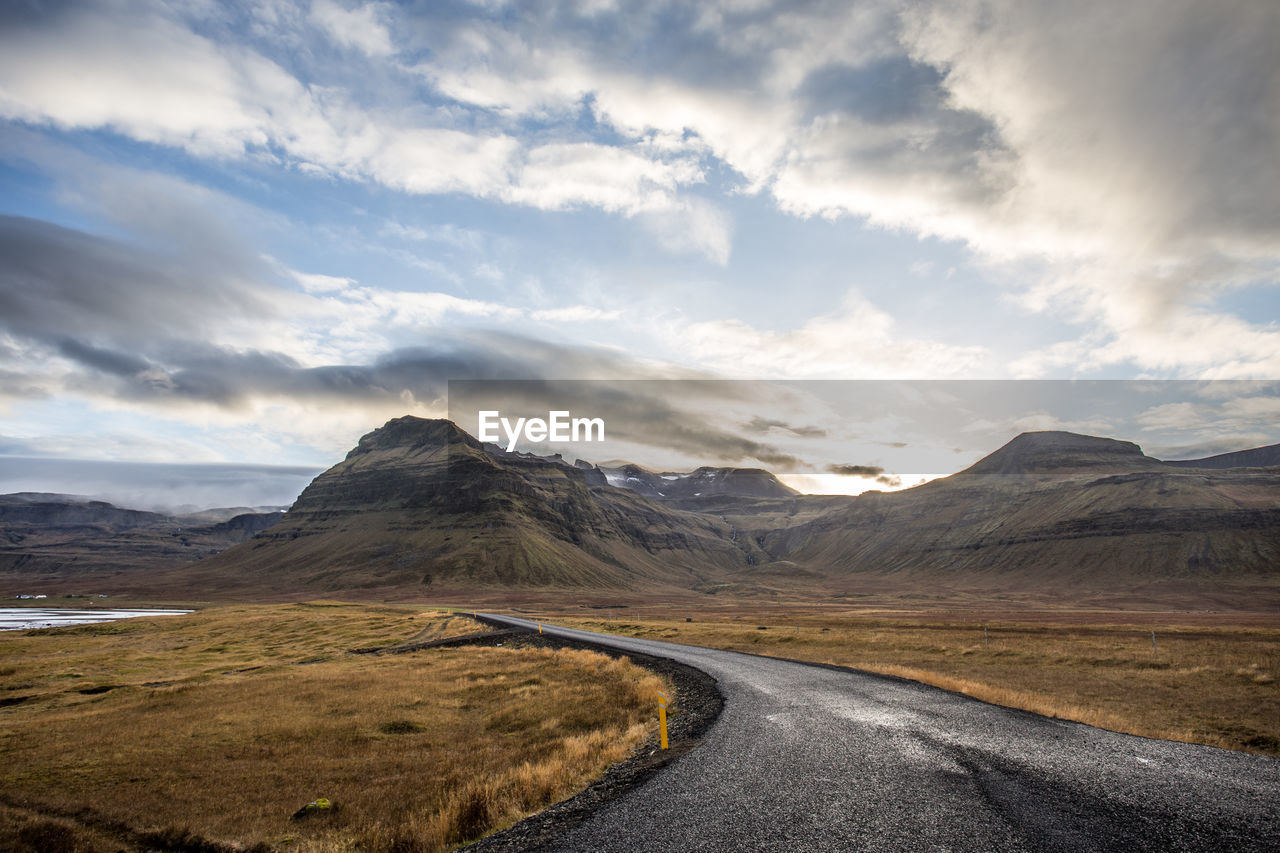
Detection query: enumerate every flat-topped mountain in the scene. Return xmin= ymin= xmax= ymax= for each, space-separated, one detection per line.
xmin=960 ymin=431 xmax=1162 ymax=477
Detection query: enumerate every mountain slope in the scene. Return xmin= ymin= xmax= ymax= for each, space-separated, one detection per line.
xmin=960 ymin=431 xmax=1162 ymax=477
xmin=0 ymin=494 xmax=283 ymax=582
xmin=764 ymin=431 xmax=1280 ymax=589
xmin=1165 ymin=443 xmax=1280 ymax=470
xmin=7 ymin=423 xmax=1277 ymax=602
xmin=199 ymin=425 xmax=1280 ymax=598
xmin=184 ymin=417 xmax=757 ymax=593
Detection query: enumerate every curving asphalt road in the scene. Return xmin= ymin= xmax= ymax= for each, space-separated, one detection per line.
xmin=482 ymin=614 xmax=1280 ymax=852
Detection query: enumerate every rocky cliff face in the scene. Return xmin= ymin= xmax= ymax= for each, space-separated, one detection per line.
xmin=193 ymin=417 xmax=755 ymax=593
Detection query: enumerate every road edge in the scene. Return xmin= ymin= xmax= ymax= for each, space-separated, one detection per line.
xmin=454 ymin=616 xmax=725 ymax=852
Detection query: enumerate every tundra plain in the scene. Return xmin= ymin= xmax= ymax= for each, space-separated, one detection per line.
xmin=0 ymin=604 xmax=667 ymax=852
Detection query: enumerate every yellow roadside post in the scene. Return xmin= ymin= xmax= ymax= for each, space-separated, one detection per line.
xmin=538 ymin=622 xmax=542 ymax=634
xmin=658 ymin=691 xmax=669 ymax=750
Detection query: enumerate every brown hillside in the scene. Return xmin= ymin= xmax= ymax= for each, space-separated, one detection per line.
xmin=765 ymin=431 xmax=1280 ymax=590
xmin=180 ymin=417 xmax=756 ymax=594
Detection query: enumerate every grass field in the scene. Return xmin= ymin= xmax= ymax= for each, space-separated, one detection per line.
xmin=4 ymin=598 xmax=1273 ymax=851
xmin=549 ymin=609 xmax=1280 ymax=755
xmin=0 ymin=604 xmax=667 ymax=852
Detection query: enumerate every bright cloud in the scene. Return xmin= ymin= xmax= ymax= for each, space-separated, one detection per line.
xmin=0 ymin=0 xmax=722 ymax=258
xmin=309 ymin=0 xmax=395 ymax=58
xmin=675 ymin=292 xmax=989 ymax=378
xmin=0 ymin=0 xmax=1277 ymax=489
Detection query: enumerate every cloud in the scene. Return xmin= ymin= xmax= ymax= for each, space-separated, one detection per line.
xmin=903 ymin=0 xmax=1279 ymax=251
xmin=774 ymin=50 xmax=1013 ymax=231
xmin=56 ymin=339 xmax=152 ymax=378
xmin=0 ymin=215 xmax=276 ymax=346
xmin=675 ymin=291 xmax=988 ymax=378
xmin=1132 ymin=386 xmax=1280 ymax=456
xmin=504 ymin=142 xmax=704 ymax=214
xmin=47 ymin=328 xmax=662 ymax=412
xmin=825 ymin=462 xmax=901 ymax=487
xmin=0 ymin=1 xmax=722 ymax=259
xmin=403 ymin=0 xmax=1280 ymax=375
xmin=0 ymin=215 xmax=674 ymax=417
xmin=2 ymin=0 xmax=1277 ymax=378
xmin=0 ymin=368 xmax=50 ymax=404
xmin=742 ymin=417 xmax=827 ymax=438
xmin=293 ymin=272 xmax=356 ymax=294
xmin=309 ymin=0 xmax=394 ymax=57
xmin=895 ymin=1 xmax=1280 ymax=375
xmin=1007 ymin=265 xmax=1280 ymax=379
xmin=826 ymin=463 xmax=886 ymax=478
xmin=638 ymin=196 xmax=733 ymax=265
xmin=530 ymin=306 xmax=622 ymax=323
xmin=363 ymin=129 xmax=521 ymax=197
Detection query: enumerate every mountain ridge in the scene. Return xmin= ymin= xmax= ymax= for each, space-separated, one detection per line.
xmin=4 ymin=417 xmax=1278 ymax=603
xmin=204 ymin=418 xmax=1280 ymax=597
xmin=0 ymin=493 xmax=284 ymax=582
xmin=1165 ymin=443 xmax=1280 ymax=470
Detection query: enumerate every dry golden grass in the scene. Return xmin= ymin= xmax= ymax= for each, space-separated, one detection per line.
xmin=554 ymin=611 xmax=1280 ymax=755
xmin=0 ymin=604 xmax=665 ymax=852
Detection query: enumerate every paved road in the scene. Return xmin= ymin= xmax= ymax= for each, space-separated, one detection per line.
xmin=483 ymin=614 xmax=1280 ymax=852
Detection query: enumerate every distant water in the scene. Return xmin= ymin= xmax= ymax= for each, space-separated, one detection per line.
xmin=0 ymin=608 xmax=192 ymax=631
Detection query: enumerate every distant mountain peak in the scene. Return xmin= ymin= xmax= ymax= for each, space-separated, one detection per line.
xmin=961 ymin=430 xmax=1154 ymax=476
xmin=1165 ymin=442 xmax=1280 ymax=470
xmin=598 ymin=462 xmax=798 ymax=499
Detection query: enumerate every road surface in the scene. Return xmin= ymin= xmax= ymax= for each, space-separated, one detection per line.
xmin=482 ymin=614 xmax=1279 ymax=852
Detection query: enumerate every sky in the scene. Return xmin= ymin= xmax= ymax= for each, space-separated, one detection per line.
xmin=1 ymin=0 xmax=1278 ymax=507
xmin=448 ymin=379 xmax=1280 ymax=495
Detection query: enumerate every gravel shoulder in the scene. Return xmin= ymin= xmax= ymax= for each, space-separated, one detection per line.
xmin=393 ymin=619 xmax=727 ymax=852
